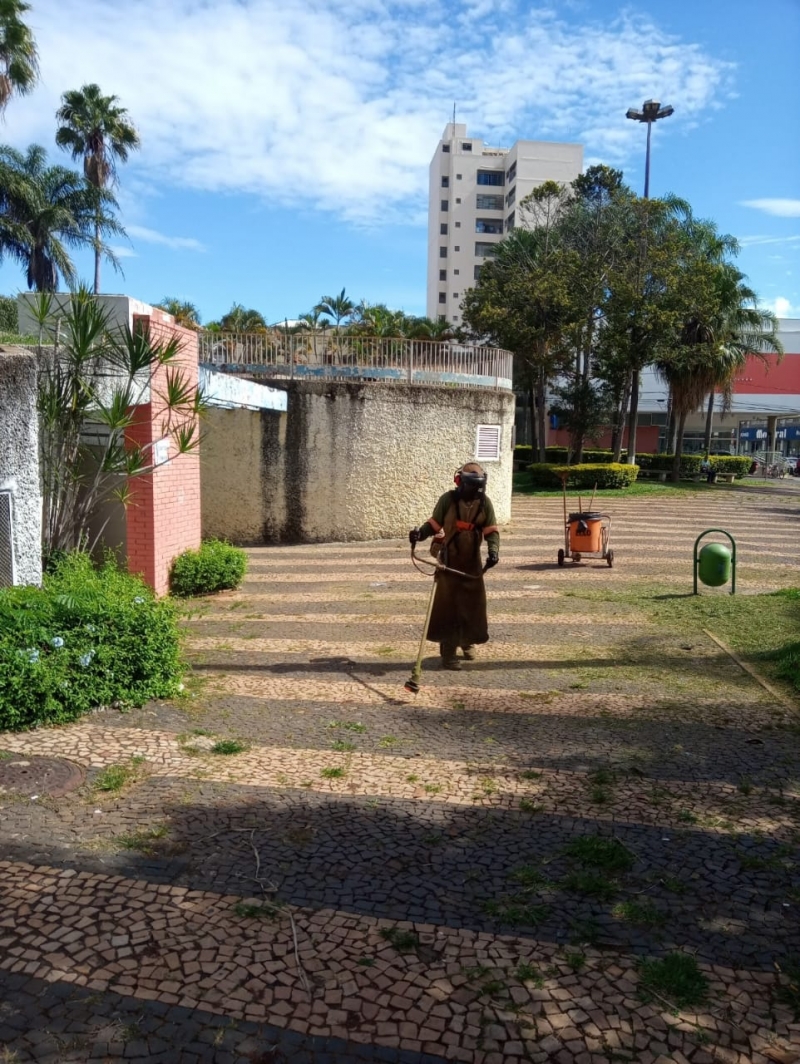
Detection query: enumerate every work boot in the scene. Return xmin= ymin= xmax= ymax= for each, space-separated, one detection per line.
xmin=461 ymin=645 xmax=477 ymax=661
xmin=440 ymin=642 xmax=461 ymax=670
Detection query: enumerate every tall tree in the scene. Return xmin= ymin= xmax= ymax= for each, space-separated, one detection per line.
xmin=0 ymin=0 xmax=38 ymax=115
xmin=219 ymin=303 xmax=267 ymax=331
xmin=55 ymin=84 xmax=140 ymax=293
xmin=315 ymin=288 xmax=354 ymax=332
xmin=0 ymin=143 xmax=124 ymax=291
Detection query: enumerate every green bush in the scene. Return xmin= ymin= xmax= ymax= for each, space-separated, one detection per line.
xmin=708 ymin=455 xmax=752 ymax=478
xmin=0 ymin=295 xmax=17 ymax=332
xmin=0 ymin=553 xmax=182 ymax=732
xmin=170 ymin=539 xmax=247 ymax=596
xmin=528 ymin=463 xmax=639 ymax=489
xmin=514 ymin=445 xmax=533 ymax=464
xmin=638 ymin=453 xmax=704 ymax=476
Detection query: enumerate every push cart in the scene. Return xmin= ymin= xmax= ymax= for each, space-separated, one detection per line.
xmin=556 ymin=478 xmax=614 ymax=568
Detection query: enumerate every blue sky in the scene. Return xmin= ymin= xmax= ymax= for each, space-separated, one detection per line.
xmin=1 ymin=0 xmax=798 ymax=324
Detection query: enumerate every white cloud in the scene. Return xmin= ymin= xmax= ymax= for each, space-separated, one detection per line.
xmin=741 ymin=199 xmax=800 ymax=218
xmin=5 ymin=1 xmax=736 ymax=226
xmin=107 ymin=245 xmax=138 ymax=260
xmin=768 ymin=296 xmax=800 ymax=317
xmin=738 ymin=234 xmax=800 ymax=248
xmin=126 ymin=226 xmax=205 ymax=252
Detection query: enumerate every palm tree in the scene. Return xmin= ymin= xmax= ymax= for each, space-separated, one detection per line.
xmin=0 ymin=0 xmax=38 ymax=115
xmin=155 ymin=297 xmax=202 ymax=329
xmin=55 ymin=84 xmax=140 ymax=293
xmin=314 ymin=288 xmax=354 ymax=332
xmin=219 ymin=303 xmax=267 ymax=331
xmin=0 ymin=143 xmax=124 ymax=291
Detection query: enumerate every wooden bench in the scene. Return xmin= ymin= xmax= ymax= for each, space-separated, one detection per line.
xmin=715 ymin=472 xmax=736 ymax=484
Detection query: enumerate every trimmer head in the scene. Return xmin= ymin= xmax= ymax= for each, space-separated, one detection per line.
xmin=403 ymin=677 xmax=420 ymax=694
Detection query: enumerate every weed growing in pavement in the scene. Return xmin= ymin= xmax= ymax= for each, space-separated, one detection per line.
xmin=378 ymin=736 xmax=398 ymax=748
xmin=327 ymin=720 xmax=367 ymax=733
xmin=0 ymin=749 xmax=13 ymax=759
xmin=92 ymin=756 xmax=146 ymax=793
xmin=379 ymin=927 xmax=419 ymax=952
xmin=211 ymin=739 xmax=248 ymax=755
xmin=568 ymin=917 xmax=601 ymax=947
xmin=520 ymin=769 xmax=542 ymax=780
xmin=588 ymin=767 xmax=617 ymax=805
xmin=405 ymin=774 xmax=419 ymax=783
xmin=482 ymin=899 xmax=548 ymax=927
xmin=321 ymin=767 xmax=346 ymax=780
xmin=638 ymin=953 xmax=709 ymax=1009
xmin=331 ymin=740 xmax=356 ymax=752
xmin=357 ymin=957 xmax=375 ymax=967
xmin=564 ymin=950 xmax=586 ymax=972
xmin=375 ymin=646 xmax=396 ymax=656
xmin=738 ymin=776 xmax=754 ymax=795
xmin=612 ymin=900 xmax=666 ymax=929
xmin=511 ymin=864 xmax=552 ymax=889
xmin=463 ymin=964 xmax=492 ymax=982
xmin=776 ymin=958 xmax=800 ymax=1018
xmin=117 ymin=825 xmax=168 ymax=855
xmin=677 ymin=810 xmax=698 ymax=823
xmin=518 ymin=798 xmax=543 ymax=814
xmin=566 ymin=835 xmax=635 ymax=874
xmin=661 ymin=876 xmax=688 ymax=895
xmin=514 ymin=962 xmax=544 ymax=987
xmin=563 ymin=870 xmax=617 ymax=901
xmin=450 ymin=700 xmax=465 ymax=710
xmin=423 ymin=783 xmax=442 ymax=794
xmin=234 ymin=901 xmax=279 ymax=920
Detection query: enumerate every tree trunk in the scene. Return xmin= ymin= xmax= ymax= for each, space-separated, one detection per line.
xmin=529 ymin=381 xmax=538 ymax=456
xmin=536 ymin=367 xmax=547 ymax=464
xmin=703 ymin=392 xmax=715 ymax=453
xmin=611 ymin=371 xmax=631 ymax=463
xmin=93 ymin=216 xmax=101 ymax=294
xmin=672 ymin=409 xmax=688 ymax=482
xmin=625 ymin=370 xmax=640 ymax=464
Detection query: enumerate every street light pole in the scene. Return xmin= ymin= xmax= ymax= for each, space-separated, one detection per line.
xmin=625 ymin=99 xmax=674 ymax=198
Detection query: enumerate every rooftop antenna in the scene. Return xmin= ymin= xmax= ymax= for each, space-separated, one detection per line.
xmin=452 ymin=102 xmax=457 ymax=130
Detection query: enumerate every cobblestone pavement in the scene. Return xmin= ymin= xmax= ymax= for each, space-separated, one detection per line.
xmin=2 ymin=491 xmax=800 ymax=1063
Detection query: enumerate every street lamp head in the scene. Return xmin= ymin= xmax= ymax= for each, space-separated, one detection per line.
xmin=657 ymin=104 xmax=675 ymax=119
xmin=626 ymin=108 xmax=643 ymax=121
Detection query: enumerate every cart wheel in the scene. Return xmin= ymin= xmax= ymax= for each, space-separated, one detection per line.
xmin=607 ymin=550 xmax=614 ymax=568
xmin=573 ymin=553 xmax=581 ymax=563
xmin=557 ymin=549 xmax=565 ymax=567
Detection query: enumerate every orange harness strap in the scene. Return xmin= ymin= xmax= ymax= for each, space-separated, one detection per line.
xmin=455 ymin=519 xmax=475 ymax=531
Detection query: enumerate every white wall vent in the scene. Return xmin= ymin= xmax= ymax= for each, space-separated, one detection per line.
xmin=475 ymin=424 xmax=501 ymax=462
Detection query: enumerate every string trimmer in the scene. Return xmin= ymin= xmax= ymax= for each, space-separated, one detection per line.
xmin=404 ymin=546 xmax=487 ymax=694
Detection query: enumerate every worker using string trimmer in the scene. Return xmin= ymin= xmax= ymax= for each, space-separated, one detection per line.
xmin=408 ymin=462 xmax=500 ymax=671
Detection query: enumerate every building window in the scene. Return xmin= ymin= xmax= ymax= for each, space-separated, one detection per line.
xmin=455 ymin=221 xmax=461 ymax=227
xmin=477 ymin=170 xmax=504 ymax=186
xmin=441 ymin=199 xmax=449 ymax=211
xmin=440 ymin=223 xmax=448 ymax=235
xmin=441 ymin=176 xmax=449 ymax=188
xmin=506 ymin=186 xmax=516 ymax=207
xmin=476 ymin=218 xmax=503 ymax=235
xmin=475 ymin=241 xmax=497 ymax=257
xmin=438 ymin=293 xmax=446 ymax=304
xmin=438 ymin=314 xmax=446 ymax=321
xmin=454 ymin=269 xmax=460 ymax=275
xmin=453 ymin=292 xmax=459 ymax=298
xmin=506 ymin=161 xmax=517 ymax=183
xmin=506 ymin=212 xmax=515 ymax=231
xmin=456 ymin=174 xmax=462 ymax=180
xmin=439 ymin=269 xmax=446 ymax=281
xmin=454 ymin=245 xmax=460 ymax=251
xmin=452 ymin=314 xmax=460 ymax=322
xmin=476 ymin=194 xmax=503 ymax=210
xmin=462 ymin=143 xmax=472 ymax=151
xmin=442 ymin=144 xmax=450 ymax=153
xmin=474 ymin=265 xmax=482 ymax=281
xmin=439 ymin=247 xmax=447 ymax=258
xmin=455 ymin=197 xmax=461 ymax=204
xmin=476 ymin=424 xmax=502 ymax=461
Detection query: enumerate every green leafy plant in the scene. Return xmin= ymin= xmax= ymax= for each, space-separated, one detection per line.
xmin=117 ymin=825 xmax=168 ymax=854
xmin=379 ymin=927 xmax=419 ymax=952
xmin=210 ymin=739 xmax=248 ymax=755
xmin=514 ymin=962 xmax=544 ymax=987
xmin=528 ymin=462 xmax=639 ymax=490
xmin=93 ymin=756 xmax=146 ymax=793
xmin=612 ymin=900 xmax=665 ymax=929
xmin=0 ymin=553 xmax=182 ymax=731
xmin=321 ymin=767 xmax=346 ymax=780
xmin=638 ymin=953 xmax=709 ymax=1008
xmin=170 ymin=540 xmax=247 ymax=597
xmin=234 ymin=901 xmax=279 ymax=920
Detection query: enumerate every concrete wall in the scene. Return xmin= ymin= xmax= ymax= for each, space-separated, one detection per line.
xmin=202 ymin=381 xmax=514 ymax=544
xmin=0 ymin=347 xmax=42 ymax=585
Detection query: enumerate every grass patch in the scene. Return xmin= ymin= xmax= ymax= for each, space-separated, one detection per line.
xmin=565 ymin=835 xmax=635 ymax=874
xmin=327 ymin=720 xmax=367 ymax=733
xmin=321 ymin=766 xmax=346 ymax=780
xmin=331 ymin=740 xmax=356 ymax=752
xmin=210 ymin=739 xmax=248 ymax=755
xmin=482 ymin=899 xmax=548 ymax=927
xmin=234 ymin=901 xmax=279 ymax=920
xmin=564 ymin=950 xmax=587 ymax=972
xmin=520 ymin=769 xmax=542 ymax=781
xmin=776 ymin=958 xmax=800 ymax=1018
xmin=423 ymin=783 xmax=442 ymax=794
xmin=92 ymin=756 xmax=146 ymax=793
xmin=117 ymin=825 xmax=168 ymax=855
xmin=518 ymin=798 xmax=543 ymax=814
xmin=515 ymin=962 xmax=544 ymax=987
xmin=405 ymin=774 xmax=419 ymax=783
xmin=0 ymin=749 xmax=13 ymax=760
xmin=379 ymin=927 xmax=419 ymax=952
xmin=378 ymin=736 xmax=399 ymax=748
xmin=638 ymin=953 xmax=709 ymax=1009
xmin=612 ymin=900 xmax=666 ymax=929
xmin=563 ymin=870 xmax=617 ymax=901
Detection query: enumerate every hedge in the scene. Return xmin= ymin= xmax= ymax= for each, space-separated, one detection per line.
xmin=0 ymin=553 xmax=182 ymax=731
xmin=528 ymin=462 xmax=639 ymax=489
xmin=708 ymin=456 xmax=751 ymax=478
xmin=170 ymin=539 xmax=247 ymax=596
xmin=636 ymin=453 xmax=704 ymax=475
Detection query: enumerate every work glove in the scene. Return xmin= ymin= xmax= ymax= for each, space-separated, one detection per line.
xmin=409 ymin=528 xmax=421 ymax=546
xmin=485 ymin=551 xmax=499 ymax=569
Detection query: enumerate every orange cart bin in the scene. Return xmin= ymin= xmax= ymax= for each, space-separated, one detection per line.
xmin=568 ymin=512 xmax=603 ymax=554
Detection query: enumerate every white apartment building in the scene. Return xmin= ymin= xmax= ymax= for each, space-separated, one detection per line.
xmin=426 ymin=123 xmax=584 ymax=324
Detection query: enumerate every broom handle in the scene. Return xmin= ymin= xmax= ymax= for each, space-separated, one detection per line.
xmin=589 ymin=482 xmax=597 ymax=511
xmin=562 ymin=477 xmax=568 ymax=550
xmin=411 ymin=578 xmax=438 ymax=683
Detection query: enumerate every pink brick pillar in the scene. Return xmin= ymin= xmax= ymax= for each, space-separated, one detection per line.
xmin=125 ymin=310 xmax=201 ymax=595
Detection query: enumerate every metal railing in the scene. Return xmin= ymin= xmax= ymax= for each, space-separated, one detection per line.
xmin=197 ymin=332 xmax=513 ymax=391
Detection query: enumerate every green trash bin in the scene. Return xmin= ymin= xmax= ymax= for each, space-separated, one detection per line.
xmin=698 ymin=542 xmax=731 ymax=587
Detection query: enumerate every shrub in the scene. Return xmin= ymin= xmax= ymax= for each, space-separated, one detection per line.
xmin=708 ymin=455 xmax=752 ymax=478
xmin=170 ymin=539 xmax=247 ymax=597
xmin=514 ymin=445 xmax=533 ymax=464
xmin=637 ymin=453 xmax=704 ymax=476
xmin=0 ymin=553 xmax=182 ymax=731
xmin=528 ymin=463 xmax=639 ymax=490
xmin=0 ymin=295 xmax=17 ymax=332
